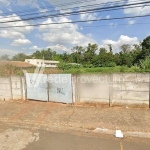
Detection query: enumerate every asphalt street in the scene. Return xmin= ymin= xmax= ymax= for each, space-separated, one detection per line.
xmin=23 ymin=129 xmax=150 ymax=150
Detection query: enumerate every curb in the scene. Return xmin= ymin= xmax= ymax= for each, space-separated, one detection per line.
xmin=2 ymin=120 xmax=150 ymax=139
xmin=93 ymin=128 xmax=150 ymax=139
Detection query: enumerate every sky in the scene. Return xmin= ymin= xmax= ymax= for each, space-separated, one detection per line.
xmin=0 ymin=0 xmax=150 ymax=57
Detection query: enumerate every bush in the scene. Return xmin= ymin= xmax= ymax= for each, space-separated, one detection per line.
xmin=57 ymin=62 xmax=82 ymax=70
xmin=106 ymin=62 xmax=116 ymax=67
xmin=120 ymin=66 xmax=128 ymax=72
xmin=140 ymin=56 xmax=150 ymax=70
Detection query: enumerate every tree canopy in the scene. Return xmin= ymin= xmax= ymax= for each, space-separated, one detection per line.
xmin=1 ymin=35 xmax=150 ymax=70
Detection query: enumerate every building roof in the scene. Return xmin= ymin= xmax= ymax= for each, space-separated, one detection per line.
xmin=25 ymin=59 xmax=59 ymax=63
xmin=0 ymin=61 xmax=35 ymax=68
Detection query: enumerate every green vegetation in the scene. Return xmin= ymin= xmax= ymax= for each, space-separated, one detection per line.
xmin=0 ymin=35 xmax=150 ymax=76
xmin=62 ymin=66 xmax=149 ymax=74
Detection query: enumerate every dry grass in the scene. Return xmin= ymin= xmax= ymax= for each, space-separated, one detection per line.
xmin=0 ymin=61 xmax=34 ymax=68
xmin=0 ymin=64 xmax=23 ymax=77
xmin=0 ymin=63 xmax=62 ymax=77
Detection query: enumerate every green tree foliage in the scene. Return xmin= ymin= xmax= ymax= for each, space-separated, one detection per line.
xmin=33 ymin=48 xmax=56 ymax=60
xmin=84 ymin=43 xmax=98 ymax=65
xmin=12 ymin=53 xmax=31 ymax=61
xmin=120 ymin=44 xmax=130 ymax=53
xmin=140 ymin=56 xmax=150 ymax=70
xmin=9 ymin=35 xmax=150 ymax=71
xmin=71 ymin=46 xmax=85 ymax=64
xmin=141 ymin=36 xmax=150 ymax=59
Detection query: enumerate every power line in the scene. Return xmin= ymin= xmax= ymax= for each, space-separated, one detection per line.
xmin=1 ymin=3 xmax=149 ymax=23
xmin=0 ymin=1 xmax=150 ymax=24
xmin=0 ymin=0 xmax=135 ymax=17
xmin=31 ymin=22 xmax=150 ymax=30
xmin=0 ymin=0 xmax=146 ymax=19
xmin=0 ymin=0 xmax=111 ymax=16
xmin=1 ymin=1 xmax=148 ymax=20
xmin=0 ymin=14 xmax=150 ymax=29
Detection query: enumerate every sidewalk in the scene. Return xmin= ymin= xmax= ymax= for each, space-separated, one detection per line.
xmin=0 ymin=101 xmax=150 ymax=134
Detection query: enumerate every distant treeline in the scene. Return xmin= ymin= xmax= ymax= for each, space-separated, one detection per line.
xmin=0 ymin=35 xmax=150 ymax=70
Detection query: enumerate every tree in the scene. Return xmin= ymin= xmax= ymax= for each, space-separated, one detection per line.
xmin=98 ymin=47 xmax=115 ymax=67
xmin=84 ymin=43 xmax=98 ymax=65
xmin=33 ymin=50 xmax=42 ymax=59
xmin=120 ymin=44 xmax=130 ymax=53
xmin=131 ymin=44 xmax=142 ymax=65
xmin=141 ymin=35 xmax=150 ymax=59
xmin=12 ymin=53 xmax=30 ymax=61
xmin=0 ymin=54 xmax=10 ymax=61
xmin=108 ymin=44 xmax=113 ymax=53
xmin=71 ymin=46 xmax=85 ymax=64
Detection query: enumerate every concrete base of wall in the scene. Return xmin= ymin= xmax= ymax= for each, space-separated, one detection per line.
xmin=74 ymin=102 xmax=110 ymax=107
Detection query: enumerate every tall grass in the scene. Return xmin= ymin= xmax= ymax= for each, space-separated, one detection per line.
xmin=0 ymin=64 xmax=23 ymax=77
xmin=0 ymin=65 xmax=149 ymax=77
xmin=0 ymin=65 xmax=62 ymax=77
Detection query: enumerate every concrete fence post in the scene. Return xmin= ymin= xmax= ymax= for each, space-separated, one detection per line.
xmin=76 ymin=75 xmax=80 ymax=103
xmin=20 ymin=76 xmax=23 ymax=101
xmin=24 ymin=74 xmax=27 ymax=101
xmin=149 ymin=73 xmax=150 ymax=109
xmin=109 ymin=74 xmax=113 ymax=107
xmin=47 ymin=74 xmax=50 ymax=102
xmin=9 ymin=76 xmax=13 ymax=101
xmin=72 ymin=75 xmax=80 ymax=104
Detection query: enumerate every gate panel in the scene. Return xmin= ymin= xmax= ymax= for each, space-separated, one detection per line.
xmin=48 ymin=74 xmax=73 ymax=104
xmin=26 ymin=73 xmax=48 ymax=101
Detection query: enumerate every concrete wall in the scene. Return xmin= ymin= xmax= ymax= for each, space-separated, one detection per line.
xmin=0 ymin=76 xmax=26 ymax=101
xmin=0 ymin=73 xmax=149 ymax=106
xmin=72 ymin=74 xmax=110 ymax=104
xmin=112 ymin=73 xmax=149 ymax=106
xmin=73 ymin=73 xmax=150 ymax=106
xmin=0 ymin=77 xmax=12 ymax=101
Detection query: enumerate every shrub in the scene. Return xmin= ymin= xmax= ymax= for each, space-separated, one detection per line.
xmin=140 ymin=56 xmax=150 ymax=70
xmin=106 ymin=62 xmax=116 ymax=67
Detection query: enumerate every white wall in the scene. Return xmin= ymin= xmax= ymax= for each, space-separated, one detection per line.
xmin=72 ymin=74 xmax=110 ymax=104
xmin=0 ymin=76 xmax=26 ymax=101
xmin=0 ymin=77 xmax=12 ymax=101
xmin=25 ymin=59 xmax=59 ymax=68
xmin=72 ymin=73 xmax=150 ymax=106
xmin=112 ymin=73 xmax=149 ymax=105
xmin=0 ymin=73 xmax=149 ymax=106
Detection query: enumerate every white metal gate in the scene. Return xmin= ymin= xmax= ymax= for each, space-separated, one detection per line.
xmin=48 ymin=74 xmax=73 ymax=104
xmin=26 ymin=73 xmax=48 ymax=101
xmin=25 ymin=73 xmax=73 ymax=103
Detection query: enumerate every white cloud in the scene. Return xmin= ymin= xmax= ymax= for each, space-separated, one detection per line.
xmin=0 ymin=48 xmax=17 ymax=57
xmin=0 ymin=14 xmax=34 ymax=33
xmin=30 ymin=45 xmax=42 ymax=50
xmin=124 ymin=0 xmax=150 ymax=15
xmin=38 ymin=17 xmax=96 ymax=52
xmin=46 ymin=44 xmax=68 ymax=51
xmin=100 ymin=35 xmax=139 ymax=53
xmin=11 ymin=39 xmax=31 ymax=46
xmin=16 ymin=0 xmax=38 ymax=7
xmin=46 ymin=0 xmax=122 ymax=9
xmin=0 ymin=14 xmax=34 ymax=47
xmin=106 ymin=15 xmax=110 ymax=19
xmin=22 ymin=48 xmax=27 ymax=50
xmin=0 ymin=30 xmax=25 ymax=39
xmin=128 ymin=20 xmax=135 ymax=25
xmin=80 ymin=13 xmax=98 ymax=24
xmin=0 ymin=10 xmax=2 ymax=13
xmin=109 ymin=22 xmax=118 ymax=27
xmin=0 ymin=0 xmax=10 ymax=5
